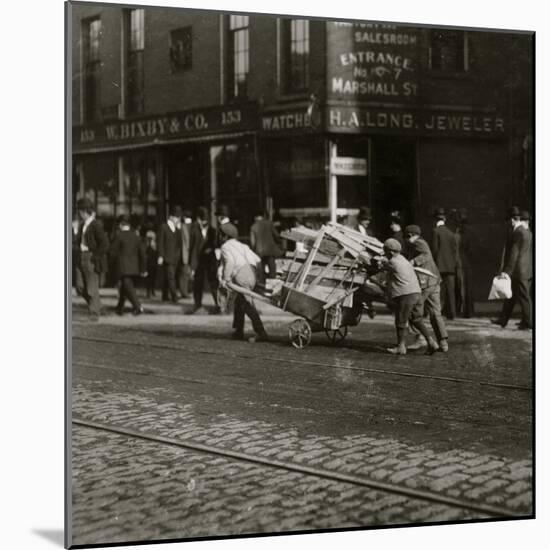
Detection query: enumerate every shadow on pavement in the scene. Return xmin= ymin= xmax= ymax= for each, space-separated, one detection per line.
xmin=32 ymin=528 xmax=64 ymax=547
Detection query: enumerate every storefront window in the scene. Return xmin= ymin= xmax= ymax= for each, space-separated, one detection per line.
xmin=79 ymin=154 xmax=117 ymax=221
xmin=267 ymin=137 xmax=326 ymax=211
xmin=213 ymin=140 xmax=258 ymax=231
xmin=120 ymin=152 xmax=159 ymax=221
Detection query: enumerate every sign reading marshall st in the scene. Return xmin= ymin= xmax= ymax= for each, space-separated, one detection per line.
xmin=328 ymin=106 xmax=506 ymax=136
xmin=74 ymin=103 xmax=258 ymax=150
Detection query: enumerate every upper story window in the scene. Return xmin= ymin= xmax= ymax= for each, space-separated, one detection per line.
xmin=429 ymin=30 xmax=469 ymax=72
xmin=286 ymin=19 xmax=310 ymax=93
xmin=126 ymin=8 xmax=145 ymax=116
xmin=83 ymin=17 xmax=102 ymax=123
xmin=228 ymin=15 xmax=249 ymax=100
xmin=170 ymin=26 xmax=193 ymax=72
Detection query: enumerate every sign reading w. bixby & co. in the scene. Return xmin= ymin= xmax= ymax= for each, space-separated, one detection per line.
xmin=74 ymin=103 xmax=258 ymax=150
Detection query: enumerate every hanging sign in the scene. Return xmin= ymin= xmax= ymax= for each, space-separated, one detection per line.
xmin=330 ymin=156 xmax=368 ymax=176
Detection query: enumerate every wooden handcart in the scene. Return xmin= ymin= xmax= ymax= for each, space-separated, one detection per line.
xmin=228 ymin=222 xmax=386 ymax=348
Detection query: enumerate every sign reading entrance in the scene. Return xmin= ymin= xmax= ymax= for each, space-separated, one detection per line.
xmin=330 ymin=156 xmax=368 ymax=176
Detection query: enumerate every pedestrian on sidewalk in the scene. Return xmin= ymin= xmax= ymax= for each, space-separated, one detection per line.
xmin=493 ymin=208 xmax=532 ymax=330
xmin=381 ymin=238 xmax=439 ymax=355
xmin=357 ymin=206 xmax=375 ymax=237
xmin=455 ymin=208 xmax=476 ymax=318
xmin=388 ymin=210 xmax=405 ymax=249
xmin=75 ymin=198 xmax=108 ymax=321
xmin=432 ymin=207 xmax=458 ymax=320
xmin=177 ymin=209 xmax=193 ymax=299
xmin=404 ymin=225 xmax=449 ymax=352
xmin=158 ymin=205 xmax=182 ymax=303
xmin=144 ymin=229 xmax=158 ymax=298
xmin=110 ymin=215 xmax=147 ymax=315
xmin=189 ymin=206 xmax=219 ymax=314
xmin=250 ymin=209 xmax=283 ymax=280
xmin=219 ymin=223 xmax=268 ymax=343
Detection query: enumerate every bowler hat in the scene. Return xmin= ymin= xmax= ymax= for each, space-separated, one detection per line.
xmin=434 ymin=207 xmax=446 ymax=218
xmin=220 ymin=223 xmax=238 ymax=239
xmin=170 ymin=205 xmax=183 ymax=217
xmin=215 ymin=204 xmax=230 ymax=217
xmin=383 ymin=238 xmax=402 ymax=253
xmin=358 ymin=206 xmax=372 ymax=221
xmin=117 ymin=214 xmax=130 ymax=225
xmin=196 ymin=206 xmax=209 ymax=220
xmin=405 ymin=224 xmax=421 ymax=236
xmin=507 ymin=206 xmax=521 ymax=218
xmin=520 ymin=210 xmax=530 ymax=220
xmin=77 ymin=197 xmax=94 ymax=211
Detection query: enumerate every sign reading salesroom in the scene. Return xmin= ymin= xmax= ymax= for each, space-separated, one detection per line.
xmin=74 ymin=103 xmax=258 ymax=150
xmin=327 ymin=106 xmax=506 ymax=136
xmin=327 ymin=21 xmax=421 ymax=102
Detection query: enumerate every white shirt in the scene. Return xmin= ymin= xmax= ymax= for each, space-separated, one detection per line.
xmin=80 ymin=213 xmax=96 ymax=252
xmin=167 ymin=220 xmax=176 ymax=232
xmin=436 ymin=220 xmax=445 ymax=227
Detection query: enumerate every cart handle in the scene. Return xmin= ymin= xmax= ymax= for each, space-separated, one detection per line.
xmin=322 ymin=286 xmax=360 ymax=310
xmin=226 ymin=282 xmax=274 ymax=305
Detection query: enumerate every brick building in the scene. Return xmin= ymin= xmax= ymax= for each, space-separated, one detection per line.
xmin=69 ymin=1 xmax=533 ymax=299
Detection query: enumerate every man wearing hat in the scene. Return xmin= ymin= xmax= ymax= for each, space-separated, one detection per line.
xmin=157 ymin=205 xmax=183 ymax=303
xmin=381 ymin=238 xmax=439 ymax=355
xmin=389 ymin=210 xmax=405 ymax=249
xmin=357 ymin=206 xmax=375 ymax=237
xmin=110 ymin=215 xmax=147 ymax=315
xmin=219 ymin=223 xmax=268 ymax=342
xmin=75 ymin=197 xmax=108 ymax=320
xmin=250 ymin=209 xmax=283 ymax=280
xmin=177 ymin=209 xmax=193 ymax=299
xmin=189 ymin=206 xmax=219 ymax=313
xmin=404 ymin=225 xmax=449 ymax=352
xmin=493 ymin=208 xmax=532 ymax=329
xmin=432 ymin=207 xmax=458 ymax=320
xmin=455 ymin=208 xmax=475 ymax=318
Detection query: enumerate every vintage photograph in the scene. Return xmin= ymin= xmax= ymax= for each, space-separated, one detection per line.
xmin=67 ymin=0 xmax=534 ymax=547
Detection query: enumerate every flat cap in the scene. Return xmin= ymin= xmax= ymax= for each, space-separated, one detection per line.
xmin=220 ymin=222 xmax=238 ymax=239
xmin=383 ymin=238 xmax=402 ymax=253
xmin=405 ymin=224 xmax=421 ymax=236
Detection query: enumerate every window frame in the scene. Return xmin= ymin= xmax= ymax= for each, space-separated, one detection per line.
xmin=125 ymin=8 xmax=145 ymax=117
xmin=82 ymin=16 xmax=102 ymax=123
xmin=170 ymin=26 xmax=193 ymax=72
xmin=428 ymin=29 xmax=469 ymax=74
xmin=285 ymin=18 xmax=310 ymax=94
xmin=227 ymin=15 xmax=250 ymax=101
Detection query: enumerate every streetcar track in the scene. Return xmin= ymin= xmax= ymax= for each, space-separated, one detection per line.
xmin=73 ymin=335 xmax=532 ymax=392
xmin=72 ymin=416 xmax=521 ymax=519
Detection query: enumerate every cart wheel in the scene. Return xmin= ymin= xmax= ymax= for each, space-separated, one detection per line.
xmin=289 ymin=319 xmax=312 ymax=349
xmin=325 ymin=325 xmax=348 ymax=344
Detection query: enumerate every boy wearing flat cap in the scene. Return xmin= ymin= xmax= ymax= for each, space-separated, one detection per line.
xmin=405 ymin=225 xmax=449 ymax=352
xmin=381 ymin=238 xmax=439 ymax=355
xmin=219 ymin=223 xmax=269 ymax=342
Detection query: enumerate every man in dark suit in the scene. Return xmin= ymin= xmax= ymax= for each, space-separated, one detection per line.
xmin=177 ymin=209 xmax=193 ymax=299
xmin=357 ymin=206 xmax=375 ymax=237
xmin=455 ymin=208 xmax=476 ymax=318
xmin=250 ymin=210 xmax=282 ymax=279
xmin=157 ymin=205 xmax=182 ymax=303
xmin=110 ymin=215 xmax=147 ymax=315
xmin=404 ymin=225 xmax=449 ymax=352
xmin=389 ymin=210 xmax=405 ymax=249
xmin=494 ymin=209 xmax=533 ymax=329
xmin=75 ymin=197 xmax=108 ymax=320
xmin=432 ymin=207 xmax=458 ymax=320
xmin=189 ymin=206 xmax=219 ymax=313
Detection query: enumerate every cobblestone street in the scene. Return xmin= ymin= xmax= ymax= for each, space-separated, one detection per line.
xmin=70 ymin=297 xmax=533 ymax=546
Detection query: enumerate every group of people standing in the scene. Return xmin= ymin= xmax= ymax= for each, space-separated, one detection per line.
xmin=72 ymin=198 xmax=283 ymax=329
